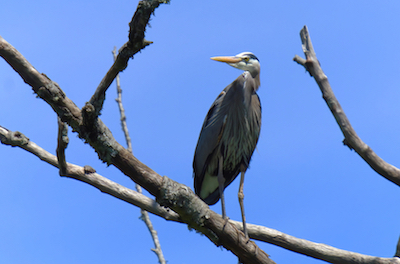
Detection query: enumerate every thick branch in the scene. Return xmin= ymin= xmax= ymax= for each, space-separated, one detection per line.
xmin=293 ymin=25 xmax=400 ymax=187
xmin=0 ymin=35 xmax=274 ymax=263
xmin=0 ymin=38 xmax=82 ymax=128
xmin=0 ymin=125 xmax=274 ymax=263
xmin=3 ymin=125 xmax=400 ymax=263
xmin=0 ymin=35 xmax=163 ymax=197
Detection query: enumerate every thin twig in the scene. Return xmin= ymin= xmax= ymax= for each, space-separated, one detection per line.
xmin=113 ymin=47 xmax=133 ymax=153
xmin=293 ymin=25 xmax=400 ymax=187
xmin=113 ymin=47 xmax=166 ymax=264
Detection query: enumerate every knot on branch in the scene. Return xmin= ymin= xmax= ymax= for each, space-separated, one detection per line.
xmin=84 ymin=165 xmax=96 ymax=174
xmin=80 ymin=102 xmax=98 ymax=142
xmin=0 ymin=130 xmax=29 ymax=147
xmin=82 ymin=102 xmax=96 ymax=126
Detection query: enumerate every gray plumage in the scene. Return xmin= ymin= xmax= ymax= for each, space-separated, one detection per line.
xmin=193 ymin=52 xmax=261 ymax=237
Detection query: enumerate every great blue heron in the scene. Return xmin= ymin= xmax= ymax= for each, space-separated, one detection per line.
xmin=193 ymin=52 xmax=261 ymax=238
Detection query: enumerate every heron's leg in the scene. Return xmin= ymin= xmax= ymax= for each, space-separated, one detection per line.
xmin=238 ymin=166 xmax=248 ymax=239
xmin=217 ymin=155 xmax=227 ymax=219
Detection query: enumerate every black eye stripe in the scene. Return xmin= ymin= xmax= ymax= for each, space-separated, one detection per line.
xmin=248 ymin=54 xmax=259 ymax=61
xmin=241 ymin=53 xmax=259 ymax=62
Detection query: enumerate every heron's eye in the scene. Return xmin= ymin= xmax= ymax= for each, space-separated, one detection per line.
xmin=243 ymin=57 xmax=250 ymax=62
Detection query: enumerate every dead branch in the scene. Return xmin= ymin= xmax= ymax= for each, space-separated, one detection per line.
xmin=3 ymin=124 xmax=400 ymax=263
xmin=0 ymin=27 xmax=274 ymax=264
xmin=293 ymin=25 xmax=400 ymax=187
xmin=0 ymin=125 xmax=179 ymax=221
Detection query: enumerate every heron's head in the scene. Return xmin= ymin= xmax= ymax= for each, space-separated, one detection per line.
xmin=211 ymin=52 xmax=260 ymax=77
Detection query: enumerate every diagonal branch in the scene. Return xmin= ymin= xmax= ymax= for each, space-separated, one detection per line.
xmin=0 ymin=35 xmax=162 ymax=196
xmin=293 ymin=25 xmax=400 ymax=187
xmin=0 ymin=35 xmax=274 ymax=264
xmin=89 ymin=0 xmax=169 ymax=117
xmin=0 ymin=125 xmax=179 ymax=221
xmin=3 ymin=125 xmax=400 ymax=263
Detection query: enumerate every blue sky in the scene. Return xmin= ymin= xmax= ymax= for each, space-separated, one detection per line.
xmin=1 ymin=1 xmax=400 ymax=263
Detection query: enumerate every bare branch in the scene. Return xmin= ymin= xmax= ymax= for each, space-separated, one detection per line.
xmin=293 ymin=25 xmax=400 ymax=187
xmin=142 ymin=211 xmax=165 ymax=264
xmin=157 ymin=176 xmax=275 ymax=264
xmin=0 ymin=36 xmax=274 ymax=264
xmin=3 ymin=125 xmax=399 ymax=264
xmin=0 ymin=125 xmax=273 ymax=263
xmin=0 ymin=35 xmax=162 ymax=196
xmin=0 ymin=37 xmax=82 ymax=127
xmin=234 ymin=222 xmax=400 ymax=264
xmin=0 ymin=125 xmax=179 ymax=221
xmin=89 ymin=0 xmax=169 ymax=117
xmin=56 ymin=117 xmax=69 ymax=175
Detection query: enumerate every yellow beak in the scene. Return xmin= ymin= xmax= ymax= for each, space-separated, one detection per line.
xmin=210 ymin=56 xmax=241 ymax=63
